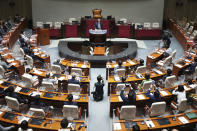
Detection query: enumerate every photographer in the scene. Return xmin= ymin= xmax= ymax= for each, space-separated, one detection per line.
xmin=92 ymin=75 xmax=105 ymax=101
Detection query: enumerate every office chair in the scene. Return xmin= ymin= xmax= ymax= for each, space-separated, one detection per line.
xmin=63 ymin=105 xmax=81 ymax=119
xmin=171 ymin=99 xmax=188 ymax=112
xmin=116 ymin=84 xmax=126 ymax=95
xmin=117 ymin=105 xmax=136 ymax=120
xmin=68 ymin=84 xmax=81 ymax=95
xmin=145 ymin=101 xmax=166 ymax=117
xmin=164 ymin=75 xmax=176 ymax=88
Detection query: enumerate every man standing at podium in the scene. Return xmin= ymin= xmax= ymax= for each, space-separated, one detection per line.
xmin=94 ymin=19 xmax=102 ymax=30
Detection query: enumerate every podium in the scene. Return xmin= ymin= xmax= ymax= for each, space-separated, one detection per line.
xmin=39 ymin=29 xmax=50 ymax=45
xmin=89 ymin=29 xmax=107 ymax=43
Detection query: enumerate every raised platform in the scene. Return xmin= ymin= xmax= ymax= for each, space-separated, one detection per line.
xmin=58 ymin=41 xmax=137 ymax=67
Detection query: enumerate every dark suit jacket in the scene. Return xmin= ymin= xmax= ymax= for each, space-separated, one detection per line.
xmin=94 ymin=22 xmax=102 ymax=29
xmin=95 ymin=82 xmax=104 ymax=95
xmin=30 ymin=101 xmax=46 ymax=109
xmin=68 ymin=78 xmax=80 ymax=85
xmin=145 ymin=89 xmax=161 ymax=106
xmin=5 ymin=92 xmax=25 ymax=104
xmin=120 ymin=90 xmax=136 ymax=105
xmin=64 ymin=101 xmax=77 ymax=106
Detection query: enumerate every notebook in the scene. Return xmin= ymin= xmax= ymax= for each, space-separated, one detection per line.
xmin=29 ymin=118 xmax=44 ymax=125
xmin=157 ymin=118 xmax=171 ymax=125
xmin=2 ymin=112 xmax=16 ymax=120
xmin=20 ymin=88 xmax=30 ymax=93
xmin=185 ymin=112 xmax=197 ymax=120
xmin=43 ymin=93 xmax=54 ymax=98
xmin=124 ymin=122 xmax=137 ymax=129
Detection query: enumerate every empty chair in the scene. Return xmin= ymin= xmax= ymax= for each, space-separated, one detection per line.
xmin=117 ymin=105 xmax=136 ymax=120
xmin=183 ymin=23 xmax=190 ymax=31
xmin=120 ymin=18 xmax=127 ymax=24
xmin=136 ymin=66 xmax=146 ymax=74
xmin=42 ymin=82 xmax=56 ymax=92
xmin=36 ymin=22 xmax=43 ymax=28
xmin=71 ymin=68 xmax=82 ymax=76
xmin=0 ymin=65 xmax=5 ymax=78
xmin=54 ymin=22 xmax=62 ymax=29
xmin=116 ymin=68 xmax=126 ymax=77
xmin=116 ymin=84 xmax=126 ymax=94
xmin=105 ymin=48 xmax=109 ymax=56
xmin=51 ymin=65 xmax=61 ymax=74
xmin=67 ymin=84 xmax=81 ymax=95
xmin=22 ymin=73 xmax=38 ymax=88
xmin=69 ymin=18 xmax=77 ymax=24
xmin=190 ymin=30 xmax=197 ymax=39
xmin=146 ymin=101 xmax=166 ymax=117
xmin=46 ymin=22 xmax=53 ymax=28
xmin=26 ymin=55 xmax=33 ymax=68
xmin=171 ymin=99 xmax=188 ymax=112
xmin=89 ymin=50 xmax=94 ymax=55
xmin=92 ymin=9 xmax=102 ymax=19
xmin=157 ymin=56 xmax=172 ymax=67
xmin=144 ymin=22 xmax=151 ymax=29
xmin=5 ymin=96 xmax=20 ymax=111
xmin=187 ymin=26 xmax=194 ymax=34
xmin=142 ymin=81 xmax=152 ymax=92
xmin=63 ymin=105 xmax=81 ymax=119
xmin=135 ymin=23 xmax=141 ymax=29
xmin=29 ymin=108 xmax=45 ymax=118
xmin=171 ymin=50 xmax=177 ymax=61
xmin=164 ymin=75 xmax=176 ymax=88
xmin=19 ymin=48 xmax=25 ymax=57
xmin=152 ymin=22 xmax=160 ymax=29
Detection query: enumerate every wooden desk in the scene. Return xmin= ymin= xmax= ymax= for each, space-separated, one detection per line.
xmin=113 ymin=110 xmax=197 ymax=131
xmin=146 ymin=49 xmax=165 ymax=69
xmin=108 ymin=69 xmax=166 ymax=95
xmin=94 ymin=47 xmax=105 ymax=56
xmin=0 ymin=109 xmax=87 ymax=131
xmin=39 ymin=29 xmax=50 ymax=46
xmin=106 ymin=59 xmax=139 ymax=80
xmin=168 ymin=19 xmax=195 ymax=50
xmin=31 ymin=47 xmax=51 ymax=63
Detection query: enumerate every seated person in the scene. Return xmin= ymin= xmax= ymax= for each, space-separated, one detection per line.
xmin=162 ymin=69 xmax=172 ymax=81
xmin=139 ymin=59 xmax=144 ymax=66
xmin=18 ymin=120 xmax=33 ymax=131
xmin=185 ymin=56 xmax=197 ymax=75
xmin=4 ymin=86 xmax=26 ymax=104
xmin=145 ymin=88 xmax=161 ymax=106
xmin=64 ymin=94 xmax=77 ymax=105
xmin=138 ymin=73 xmax=152 ymax=91
xmin=0 ymin=61 xmax=12 ymax=70
xmin=42 ymin=73 xmax=57 ymax=85
xmin=132 ymin=124 xmax=140 ymax=131
xmin=172 ymin=85 xmax=186 ymax=104
xmin=94 ymin=19 xmax=102 ymax=30
xmin=53 ymin=59 xmax=66 ymax=70
xmin=163 ymin=45 xmax=172 ymax=58
xmin=59 ymin=118 xmax=74 ymax=131
xmin=30 ymin=95 xmax=46 ymax=109
xmin=120 ymin=86 xmax=136 ymax=105
xmin=114 ymin=60 xmax=125 ymax=74
xmin=92 ymin=75 xmax=104 ymax=101
xmin=19 ymin=35 xmax=25 ymax=46
xmin=68 ymin=74 xmax=81 ymax=85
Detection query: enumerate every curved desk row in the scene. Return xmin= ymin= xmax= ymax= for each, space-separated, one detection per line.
xmin=0 ymin=109 xmax=86 ymax=131
xmin=58 ymin=41 xmax=138 ymax=67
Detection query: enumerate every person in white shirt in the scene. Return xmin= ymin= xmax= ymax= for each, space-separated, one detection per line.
xmin=172 ymin=85 xmax=186 ymax=104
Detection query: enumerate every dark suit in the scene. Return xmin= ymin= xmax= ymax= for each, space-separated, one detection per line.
xmin=94 ymin=22 xmax=102 ymax=30
xmin=120 ymin=90 xmax=136 ymax=105
xmin=64 ymin=101 xmax=77 ymax=106
xmin=145 ymin=89 xmax=161 ymax=106
xmin=5 ymin=92 xmax=25 ymax=104
xmin=68 ymin=78 xmax=80 ymax=85
xmin=30 ymin=100 xmax=46 ymax=109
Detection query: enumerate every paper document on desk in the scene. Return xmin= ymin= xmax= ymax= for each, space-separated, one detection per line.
xmin=33 ymin=70 xmax=42 ymax=75
xmin=178 ymin=116 xmax=189 ymax=124
xmin=145 ymin=120 xmax=155 ymax=128
xmin=71 ymin=63 xmax=77 ymax=67
xmin=127 ymin=59 xmax=135 ymax=65
xmin=189 ymin=84 xmax=197 ymax=89
xmin=14 ymin=86 xmax=22 ymax=92
xmin=114 ymin=75 xmax=120 ymax=81
xmin=81 ymin=64 xmax=87 ymax=68
xmin=106 ymin=65 xmax=111 ymax=68
xmin=185 ymin=59 xmax=191 ymax=63
xmin=10 ymin=62 xmax=17 ymax=66
xmin=118 ymin=96 xmax=123 ymax=102
xmin=114 ymin=64 xmax=118 ymax=68
xmin=175 ymin=64 xmax=183 ymax=68
xmin=137 ymin=94 xmax=145 ymax=100
xmin=160 ymin=91 xmax=168 ymax=96
xmin=148 ymin=55 xmax=155 ymax=59
xmin=58 ymin=76 xmax=65 ymax=81
xmin=113 ymin=123 xmax=122 ymax=130
xmin=152 ymin=69 xmax=163 ymax=74
xmin=29 ymin=91 xmax=42 ymax=96
xmin=73 ymin=95 xmax=80 ymax=100
xmin=0 ymin=111 xmax=3 ymax=115
xmin=183 ymin=86 xmax=190 ymax=91
xmin=7 ymin=59 xmax=14 ymax=63
xmin=18 ymin=116 xmax=30 ymax=124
